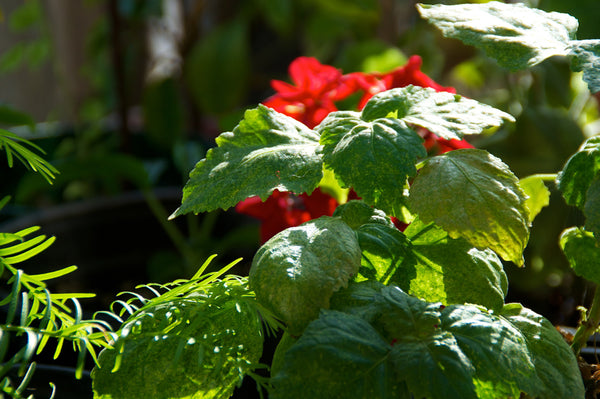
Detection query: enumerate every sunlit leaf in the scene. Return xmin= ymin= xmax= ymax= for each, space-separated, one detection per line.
xmin=403 ymin=218 xmax=507 ymax=312
xmin=409 ymin=149 xmax=529 ymax=265
xmin=250 ymin=217 xmax=361 ymax=335
xmin=568 ymin=40 xmax=600 ymax=94
xmin=92 ymin=278 xmax=264 ymax=399
xmin=519 ymin=175 xmax=551 ymax=222
xmin=317 ymin=111 xmax=425 ymax=216
xmin=556 ymin=136 xmax=600 ymax=209
xmin=361 ymin=86 xmax=514 ymax=139
xmin=173 ymin=105 xmax=323 ymax=217
xmin=417 ymin=2 xmax=577 ymax=70
xmin=559 ymin=227 xmax=600 ymax=284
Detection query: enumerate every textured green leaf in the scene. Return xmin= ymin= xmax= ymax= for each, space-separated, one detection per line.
xmin=317 ymin=111 xmax=426 ymax=216
xmin=585 ymin=176 xmax=600 ymax=240
xmin=172 ymin=105 xmax=323 ymax=216
xmin=568 ymin=40 xmax=600 ymax=94
xmin=332 ymin=199 xmax=394 ymax=230
xmin=280 ymin=286 xmax=537 ymax=399
xmin=361 ymin=86 xmax=515 ymax=139
xmin=271 ymin=310 xmax=410 ymax=399
xmin=92 ymin=279 xmax=264 ymax=399
xmin=249 ymin=216 xmax=361 ymax=335
xmin=441 ymin=305 xmax=538 ymax=397
xmin=519 ymin=175 xmax=551 ymax=222
xmin=355 ymin=222 xmax=414 ymax=283
xmin=403 ymin=218 xmax=507 ymax=312
xmin=417 ymin=2 xmax=577 ymax=70
xmin=501 ymin=303 xmax=585 ymax=398
xmin=559 ymin=226 xmax=600 ymax=284
xmin=557 ymin=136 xmax=600 ymax=209
xmin=409 ymin=149 xmax=530 ymax=265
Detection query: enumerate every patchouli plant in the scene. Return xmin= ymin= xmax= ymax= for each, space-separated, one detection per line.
xmin=87 ymin=1 xmax=600 ymax=398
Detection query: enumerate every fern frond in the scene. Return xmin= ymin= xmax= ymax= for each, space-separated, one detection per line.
xmin=0 ymin=129 xmax=58 ymax=184
xmin=0 ymin=225 xmax=112 ymax=398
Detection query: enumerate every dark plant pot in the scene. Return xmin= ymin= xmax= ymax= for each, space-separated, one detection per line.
xmin=0 ymin=187 xmax=258 ymax=312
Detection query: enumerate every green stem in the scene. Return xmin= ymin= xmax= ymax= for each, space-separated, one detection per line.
xmin=571 ymin=284 xmax=600 ymax=356
xmin=141 ymin=189 xmax=198 ymax=266
xmin=525 ymin=173 xmax=557 ymax=182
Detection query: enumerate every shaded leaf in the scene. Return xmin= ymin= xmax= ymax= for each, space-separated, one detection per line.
xmin=277 ymin=286 xmax=539 ymax=399
xmin=172 ymin=105 xmax=323 ymax=217
xmin=585 ymin=176 xmax=600 ymax=240
xmin=332 ymin=199 xmax=394 ymax=230
xmin=417 ymin=2 xmax=577 ymax=70
xmin=361 ymin=86 xmax=514 ymax=139
xmin=409 ymin=149 xmax=530 ymax=265
xmin=317 ymin=111 xmax=425 ymax=216
xmin=568 ymin=40 xmax=600 ymax=93
xmin=559 ymin=226 xmax=600 ymax=284
xmin=501 ymin=303 xmax=585 ymax=398
xmin=249 ymin=216 xmax=361 ymax=335
xmin=441 ymin=305 xmax=538 ymax=397
xmin=556 ymin=136 xmax=600 ymax=209
xmin=271 ymin=310 xmax=410 ymax=399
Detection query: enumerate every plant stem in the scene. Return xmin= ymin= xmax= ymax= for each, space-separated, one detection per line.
xmin=525 ymin=173 xmax=557 ymax=182
xmin=571 ymin=284 xmax=600 ymax=356
xmin=141 ymin=189 xmax=198 ymax=266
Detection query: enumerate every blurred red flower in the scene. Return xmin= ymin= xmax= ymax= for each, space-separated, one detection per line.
xmin=236 ymin=188 xmax=338 ymax=243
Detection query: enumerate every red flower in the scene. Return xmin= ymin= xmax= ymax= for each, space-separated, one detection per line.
xmin=262 ymin=57 xmax=354 ymax=128
xmin=422 ymin=130 xmax=474 ymax=154
xmin=236 ymin=188 xmax=338 ymax=243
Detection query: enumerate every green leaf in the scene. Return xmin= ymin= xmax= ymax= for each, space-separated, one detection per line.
xmin=519 ymin=175 xmax=551 ymax=222
xmin=417 ymin=2 xmax=577 ymax=70
xmin=271 ymin=310 xmax=410 ymax=399
xmin=409 ymin=149 xmax=530 ymax=265
xmin=559 ymin=226 xmax=600 ymax=284
xmin=440 ymin=305 xmax=538 ymax=397
xmin=585 ymin=176 xmax=600 ymax=240
xmin=501 ymin=303 xmax=585 ymax=398
xmin=249 ymin=216 xmax=361 ymax=335
xmin=332 ymin=200 xmax=394 ymax=230
xmin=317 ymin=111 xmax=425 ymax=216
xmin=278 ymin=286 xmax=537 ymax=399
xmin=0 ymin=129 xmax=58 ymax=183
xmin=361 ymin=86 xmax=514 ymax=139
xmin=354 ymin=222 xmax=415 ymax=283
xmin=92 ymin=279 xmax=264 ymax=399
xmin=403 ymin=218 xmax=508 ymax=312
xmin=556 ymin=136 xmax=600 ymax=209
xmin=568 ymin=40 xmax=600 ymax=94
xmin=172 ymin=105 xmax=323 ymax=217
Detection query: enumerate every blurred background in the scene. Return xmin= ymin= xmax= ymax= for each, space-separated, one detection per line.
xmin=0 ymin=0 xmax=599 ymax=327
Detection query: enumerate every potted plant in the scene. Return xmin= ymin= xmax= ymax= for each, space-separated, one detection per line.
xmin=3 ymin=2 xmax=600 ymax=398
